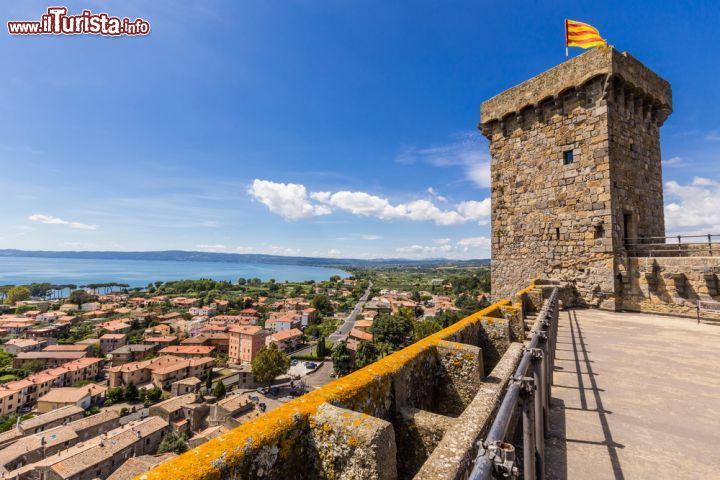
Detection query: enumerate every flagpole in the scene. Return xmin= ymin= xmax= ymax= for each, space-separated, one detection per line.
xmin=564 ymin=19 xmax=569 ymax=61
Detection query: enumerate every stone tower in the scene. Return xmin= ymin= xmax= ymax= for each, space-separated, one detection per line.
xmin=479 ymin=47 xmax=672 ymax=308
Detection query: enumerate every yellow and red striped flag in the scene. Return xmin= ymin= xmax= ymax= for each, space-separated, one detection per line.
xmin=565 ymin=19 xmax=606 ymax=49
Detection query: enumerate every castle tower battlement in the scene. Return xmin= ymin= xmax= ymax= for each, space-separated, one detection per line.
xmin=480 ymin=46 xmax=672 ymax=308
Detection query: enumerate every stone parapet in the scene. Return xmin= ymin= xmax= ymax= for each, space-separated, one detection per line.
xmin=622 ymin=256 xmax=720 ymax=320
xmin=136 ymin=283 xmax=544 ymax=480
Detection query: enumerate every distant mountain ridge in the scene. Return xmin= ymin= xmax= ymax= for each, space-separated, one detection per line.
xmin=0 ymin=249 xmax=490 ymax=268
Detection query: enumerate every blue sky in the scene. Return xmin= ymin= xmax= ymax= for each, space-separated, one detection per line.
xmin=1 ymin=1 xmax=719 ymax=260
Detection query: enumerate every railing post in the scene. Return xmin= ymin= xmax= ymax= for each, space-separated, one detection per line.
xmin=532 ymin=348 xmax=545 ymax=479
xmin=530 ymin=349 xmax=544 ymax=479
xmin=521 ymin=378 xmax=536 ymax=480
xmin=709 ymin=234 xmax=713 ymax=256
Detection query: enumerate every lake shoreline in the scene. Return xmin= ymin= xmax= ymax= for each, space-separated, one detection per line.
xmin=0 ymin=256 xmax=349 ymax=288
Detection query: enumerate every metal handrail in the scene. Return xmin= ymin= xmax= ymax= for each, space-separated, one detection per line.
xmin=625 ymin=234 xmax=720 ymax=258
xmin=624 ymin=233 xmax=720 ymax=245
xmin=469 ymin=287 xmax=559 ymax=480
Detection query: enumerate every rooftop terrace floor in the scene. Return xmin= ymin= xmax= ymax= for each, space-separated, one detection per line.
xmin=545 ymin=309 xmax=720 ymax=479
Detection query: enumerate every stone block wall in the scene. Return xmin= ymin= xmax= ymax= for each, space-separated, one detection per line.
xmin=480 ymin=46 xmax=672 ymax=308
xmin=621 ymin=256 xmax=720 ymax=320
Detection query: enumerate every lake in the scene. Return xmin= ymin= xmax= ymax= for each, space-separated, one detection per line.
xmin=0 ymin=256 xmax=349 ymax=287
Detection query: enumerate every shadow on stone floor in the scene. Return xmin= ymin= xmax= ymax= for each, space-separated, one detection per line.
xmin=545 ymin=309 xmax=626 ymax=480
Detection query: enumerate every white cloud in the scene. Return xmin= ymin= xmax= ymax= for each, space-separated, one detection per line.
xmin=705 ymin=130 xmax=720 ymax=141
xmin=426 ymin=187 xmax=448 ymax=202
xmin=397 ymin=133 xmax=491 ymax=188
xmin=197 ymin=244 xmax=228 ymax=251
xmin=29 ymin=214 xmax=97 ymax=230
xmin=251 ymin=179 xmax=490 ymax=226
xmin=456 ymin=199 xmax=491 ymax=225
xmin=327 ymin=249 xmax=342 ymax=256
xmin=457 ymin=236 xmax=491 ymax=248
xmin=396 ymin=244 xmax=453 ymax=256
xmin=662 ymin=156 xmax=687 ymax=167
xmin=312 ymin=191 xmax=407 ymax=220
xmin=247 ymin=180 xmax=331 ymax=220
xmin=196 ymin=243 xmax=302 ymax=256
xmin=664 ymin=177 xmax=720 ymax=233
xmin=395 ymin=236 xmax=491 ymax=259
xmin=360 ymin=234 xmax=382 ymax=240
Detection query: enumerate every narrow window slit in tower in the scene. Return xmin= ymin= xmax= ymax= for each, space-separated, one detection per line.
xmin=595 ymin=224 xmax=605 ymax=239
xmin=563 ymin=150 xmax=574 ymax=165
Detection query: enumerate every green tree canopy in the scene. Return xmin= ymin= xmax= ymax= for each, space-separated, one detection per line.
xmin=5 ymin=286 xmax=31 ymax=305
xmin=158 ymin=432 xmax=188 ymax=455
xmin=107 ymin=387 xmax=124 ymax=403
xmin=372 ymin=314 xmax=412 ymax=350
xmin=331 ymin=340 xmax=354 ymax=376
xmin=354 ymin=341 xmax=377 ymax=369
xmin=21 ymin=359 xmax=45 ymax=375
xmin=251 ymin=343 xmax=290 ymax=387
xmin=68 ymin=289 xmax=97 ymax=307
xmin=145 ymin=387 xmax=162 ymax=402
xmin=413 ymin=319 xmax=442 ymax=342
xmin=316 ymin=335 xmax=327 ymax=358
xmin=311 ymin=294 xmax=334 ymax=316
xmin=212 ymin=380 xmax=226 ymax=398
xmin=124 ymin=382 xmax=139 ymax=401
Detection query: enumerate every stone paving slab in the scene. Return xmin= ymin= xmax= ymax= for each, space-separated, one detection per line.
xmin=546 ymin=309 xmax=720 ymax=480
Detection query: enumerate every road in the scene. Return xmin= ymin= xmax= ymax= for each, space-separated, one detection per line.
xmin=329 ymin=282 xmax=372 ymax=342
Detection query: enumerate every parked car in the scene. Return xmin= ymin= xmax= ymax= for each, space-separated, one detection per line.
xmin=306 ymin=362 xmax=317 ymax=369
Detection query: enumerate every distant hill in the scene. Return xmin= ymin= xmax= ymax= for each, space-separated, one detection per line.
xmin=0 ymin=249 xmax=490 ymax=268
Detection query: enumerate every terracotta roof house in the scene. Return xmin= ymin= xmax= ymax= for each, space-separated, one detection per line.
xmin=36 ymin=384 xmax=107 ymax=413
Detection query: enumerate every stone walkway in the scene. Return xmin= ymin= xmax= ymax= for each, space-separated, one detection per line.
xmin=545 ymin=309 xmax=720 ymax=480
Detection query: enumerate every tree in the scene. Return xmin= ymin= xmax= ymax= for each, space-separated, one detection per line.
xmin=0 ymin=351 xmax=13 ymax=371
xmin=145 ymin=387 xmax=162 ymax=402
xmin=212 ymin=380 xmax=226 ymax=398
xmin=434 ymin=310 xmax=462 ymax=328
xmin=355 ymin=341 xmax=377 ymax=369
xmin=158 ymin=432 xmax=188 ymax=455
xmin=316 ymin=335 xmax=327 ymax=358
xmin=0 ymin=414 xmax=20 ymax=433
xmin=5 ymin=286 xmax=30 ymax=305
xmin=331 ymin=341 xmax=354 ymax=376
xmin=107 ymin=387 xmax=124 ymax=404
xmin=214 ymin=352 xmax=229 ymax=367
xmin=88 ymin=344 xmax=103 ymax=358
xmin=68 ymin=289 xmax=96 ymax=308
xmin=413 ymin=319 xmax=442 ymax=342
xmin=205 ymin=371 xmax=213 ymax=391
xmin=124 ymin=382 xmax=139 ymax=401
xmin=304 ymin=324 xmax=320 ymax=338
xmin=372 ymin=315 xmax=412 ymax=350
xmin=21 ymin=360 xmax=44 ymax=375
xmin=251 ymin=343 xmax=290 ymax=387
xmin=311 ymin=294 xmax=334 ymax=316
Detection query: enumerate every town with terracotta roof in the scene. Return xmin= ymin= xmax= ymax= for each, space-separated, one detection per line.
xmin=0 ymin=266 xmax=489 ymax=478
